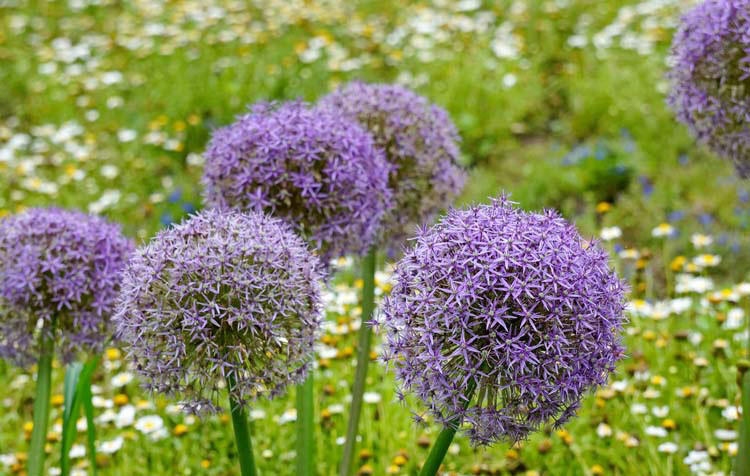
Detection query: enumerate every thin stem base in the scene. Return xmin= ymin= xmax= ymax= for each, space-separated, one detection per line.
xmin=28 ymin=319 xmax=56 ymax=476
xmin=296 ymin=373 xmax=315 ymax=476
xmin=419 ymin=379 xmax=477 ymax=476
xmin=227 ymin=373 xmax=257 ymax=476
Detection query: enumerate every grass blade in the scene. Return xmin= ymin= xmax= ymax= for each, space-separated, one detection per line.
xmin=79 ymin=356 xmax=101 ymax=476
xmin=61 ymin=363 xmax=84 ymax=476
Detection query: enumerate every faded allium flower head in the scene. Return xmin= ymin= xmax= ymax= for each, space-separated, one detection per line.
xmin=202 ymin=100 xmax=392 ymax=263
xmin=114 ymin=209 xmax=323 ymax=414
xmin=319 ymin=82 xmax=466 ymax=253
xmin=378 ymin=197 xmax=626 ymax=446
xmin=0 ymin=208 xmax=134 ymax=366
xmin=668 ymin=0 xmax=750 ymax=177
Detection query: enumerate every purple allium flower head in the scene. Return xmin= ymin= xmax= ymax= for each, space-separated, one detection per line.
xmin=668 ymin=0 xmax=750 ymax=177
xmin=319 ymin=82 xmax=466 ymax=254
xmin=378 ymin=197 xmax=627 ymax=446
xmin=0 ymin=208 xmax=134 ymax=366
xmin=113 ymin=208 xmax=323 ymax=414
xmin=201 ymin=100 xmax=392 ymax=263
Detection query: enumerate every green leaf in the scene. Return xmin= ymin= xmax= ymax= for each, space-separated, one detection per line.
xmin=61 ymin=363 xmax=84 ymax=476
xmin=79 ymin=356 xmax=101 ymax=476
xmin=60 ymin=356 xmax=101 ymax=476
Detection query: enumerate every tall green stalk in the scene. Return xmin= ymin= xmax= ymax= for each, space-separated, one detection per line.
xmin=296 ymin=373 xmax=315 ymax=476
xmin=419 ymin=379 xmax=477 ymax=476
xmin=339 ymin=248 xmax=377 ymax=476
xmin=28 ymin=318 xmax=56 ymax=476
xmin=227 ymin=372 xmax=257 ymax=476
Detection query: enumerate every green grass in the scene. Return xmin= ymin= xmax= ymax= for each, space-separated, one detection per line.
xmin=0 ymin=0 xmax=748 ymax=474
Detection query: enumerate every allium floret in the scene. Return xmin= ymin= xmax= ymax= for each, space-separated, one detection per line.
xmin=668 ymin=0 xmax=750 ymax=176
xmin=319 ymin=81 xmax=466 ymax=253
xmin=114 ymin=209 xmax=323 ymax=414
xmin=378 ymin=197 xmax=627 ymax=445
xmin=0 ymin=207 xmax=134 ymax=366
xmin=202 ymin=100 xmax=392 ymax=262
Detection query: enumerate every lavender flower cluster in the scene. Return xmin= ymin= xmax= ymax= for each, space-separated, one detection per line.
xmin=202 ymin=101 xmax=392 ymax=263
xmin=320 ymin=82 xmax=466 ymax=253
xmin=114 ymin=209 xmax=323 ymax=413
xmin=379 ymin=198 xmax=626 ymax=445
xmin=668 ymin=0 xmax=750 ymax=176
xmin=0 ymin=208 xmax=134 ymax=366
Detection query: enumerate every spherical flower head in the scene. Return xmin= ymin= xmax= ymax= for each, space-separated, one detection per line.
xmin=319 ymin=82 xmax=466 ymax=254
xmin=114 ymin=209 xmax=323 ymax=414
xmin=668 ymin=0 xmax=750 ymax=177
xmin=0 ymin=208 xmax=134 ymax=366
xmin=378 ymin=197 xmax=626 ymax=446
xmin=201 ymin=100 xmax=392 ymax=263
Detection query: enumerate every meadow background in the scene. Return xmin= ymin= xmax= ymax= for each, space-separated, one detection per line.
xmin=1 ymin=0 xmax=749 ymax=474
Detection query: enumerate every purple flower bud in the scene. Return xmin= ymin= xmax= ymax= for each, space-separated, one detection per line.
xmin=378 ymin=197 xmax=627 ymax=445
xmin=202 ymin=101 xmax=392 ymax=263
xmin=114 ymin=209 xmax=323 ymax=413
xmin=0 ymin=208 xmax=134 ymax=366
xmin=668 ymin=0 xmax=750 ymax=177
xmin=319 ymin=82 xmax=466 ymax=254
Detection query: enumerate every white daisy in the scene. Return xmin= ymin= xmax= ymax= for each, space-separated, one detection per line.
xmin=134 ymin=415 xmax=164 ymax=435
xmin=600 ymin=226 xmax=622 ymax=241
xmin=98 ymin=437 xmax=124 ymax=454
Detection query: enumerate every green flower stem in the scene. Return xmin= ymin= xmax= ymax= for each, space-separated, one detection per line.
xmin=339 ymin=247 xmax=377 ymax=476
xmin=419 ymin=379 xmax=477 ymax=476
xmin=28 ymin=318 xmax=57 ymax=476
xmin=227 ymin=373 xmax=257 ymax=476
xmin=296 ymin=373 xmax=315 ymax=476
